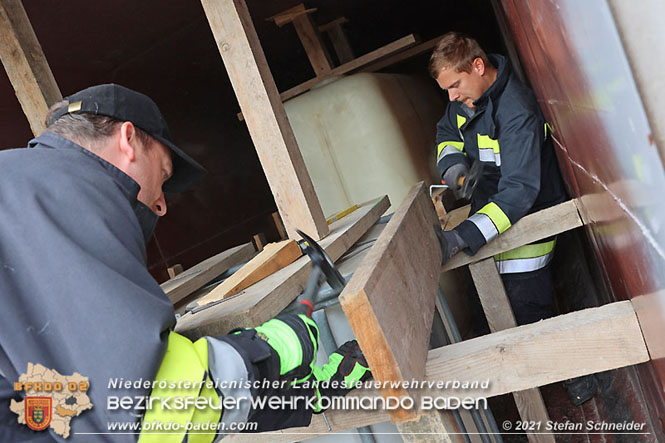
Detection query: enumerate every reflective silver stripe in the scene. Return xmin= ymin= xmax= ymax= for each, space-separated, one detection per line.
xmin=437 ymin=144 xmax=464 ymax=162
xmin=495 ymin=251 xmax=554 ymax=274
xmin=468 ymin=212 xmax=499 ymax=243
xmin=206 ymin=338 xmax=252 ymax=435
xmin=478 ymin=149 xmax=501 ymax=166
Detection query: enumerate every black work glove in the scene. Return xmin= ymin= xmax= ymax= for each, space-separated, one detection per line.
xmin=442 ymin=163 xmax=469 ymax=200
xmin=434 ymin=226 xmax=467 ymax=265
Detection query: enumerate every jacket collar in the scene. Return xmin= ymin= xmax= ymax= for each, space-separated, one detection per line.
xmin=28 ymin=131 xmax=141 ymax=201
xmin=28 ymin=132 xmax=159 ymax=244
xmin=473 ymin=54 xmax=511 ymax=109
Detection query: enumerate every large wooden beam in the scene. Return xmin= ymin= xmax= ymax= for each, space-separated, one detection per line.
xmin=361 ymin=35 xmax=443 ymax=73
xmin=340 ymin=183 xmax=442 ymax=422
xmin=201 ymin=0 xmax=328 ymax=240
xmin=442 ymin=199 xmax=582 ymax=271
xmin=227 ymin=301 xmax=648 ymax=440
xmin=160 ymin=243 xmax=255 ymax=305
xmin=0 ymin=0 xmax=61 ymax=135
xmin=469 ymin=258 xmax=552 ymax=443
xmin=175 ymin=196 xmax=390 ymax=339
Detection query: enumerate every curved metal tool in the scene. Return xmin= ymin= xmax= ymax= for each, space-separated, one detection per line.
xmin=295 ymin=229 xmax=345 ymax=316
xmin=297 ymin=229 xmax=345 ymax=291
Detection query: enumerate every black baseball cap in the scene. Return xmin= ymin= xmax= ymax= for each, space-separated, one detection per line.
xmin=48 ymin=83 xmax=206 ymax=193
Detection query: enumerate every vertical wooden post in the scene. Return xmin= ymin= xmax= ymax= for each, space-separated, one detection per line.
xmin=469 ymin=258 xmax=554 ymax=443
xmin=201 ymin=0 xmax=328 ymax=240
xmin=319 ymin=17 xmax=355 ymax=64
xmin=0 ymin=0 xmax=62 ymax=136
xmin=289 ymin=9 xmax=332 ymax=76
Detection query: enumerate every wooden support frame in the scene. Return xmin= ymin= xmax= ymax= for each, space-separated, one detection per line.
xmin=175 ymin=196 xmax=390 ymax=339
xmin=340 ymin=183 xmax=442 ymax=422
xmin=160 ymin=242 xmax=255 ymax=305
xmin=319 ymin=17 xmax=354 ymax=64
xmin=361 ymin=35 xmax=443 ymax=73
xmin=0 ymin=0 xmax=62 ymax=135
xmin=469 ymin=258 xmax=552 ymax=443
xmin=228 ymin=301 xmax=648 ymax=440
xmin=280 ymin=34 xmax=418 ymax=102
xmin=268 ymin=3 xmax=332 ymax=76
xmin=201 ymin=0 xmax=328 ymax=240
xmin=236 ymin=33 xmax=419 ymax=120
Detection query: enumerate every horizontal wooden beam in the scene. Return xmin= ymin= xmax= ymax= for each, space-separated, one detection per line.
xmin=226 ymin=301 xmax=648 ymax=440
xmin=280 ymin=34 xmax=417 ymax=101
xmin=442 ymin=199 xmax=583 ymax=271
xmin=237 ymin=34 xmax=418 ymax=121
xmin=175 ymin=196 xmax=390 ymax=339
xmin=361 ymin=35 xmax=443 ymax=73
xmin=160 ymin=243 xmax=255 ymax=305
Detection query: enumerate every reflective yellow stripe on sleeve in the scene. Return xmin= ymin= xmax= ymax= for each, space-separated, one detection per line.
xmin=477 ymin=202 xmax=511 ymax=234
xmin=139 ymin=332 xmax=220 ymax=443
xmin=437 ymin=141 xmax=465 ymax=159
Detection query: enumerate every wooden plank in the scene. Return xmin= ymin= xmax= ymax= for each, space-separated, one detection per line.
xmin=160 ymin=242 xmax=255 ymax=305
xmin=197 ymin=239 xmax=302 ymax=304
xmin=280 ymin=34 xmax=418 ymax=102
xmin=269 ymin=4 xmax=331 ymax=75
xmin=272 ymin=212 xmax=288 ymax=240
xmin=396 ymin=410 xmax=465 ymax=443
xmin=175 ymin=196 xmax=390 ymax=339
xmin=227 ymin=301 xmax=648 ymax=440
xmin=319 ymin=17 xmax=354 ymax=64
xmin=362 ymin=35 xmax=442 ymax=73
xmin=252 ymin=233 xmax=267 ymax=252
xmin=340 ymin=183 xmax=442 ymax=422
xmin=237 ymin=33 xmax=418 ymax=120
xmin=290 ymin=10 xmax=332 ymax=76
xmin=201 ymin=0 xmax=328 ymax=240
xmin=468 ymin=258 xmax=516 ymax=332
xmin=0 ymin=0 xmax=62 ymax=135
xmin=425 ymin=301 xmax=648 ymax=397
xmin=440 ymin=204 xmax=470 ymax=231
xmin=469 ymin=258 xmax=552 ymax=443
xmin=442 ymin=199 xmax=582 ymax=271
xmin=268 ymin=3 xmax=316 ymax=27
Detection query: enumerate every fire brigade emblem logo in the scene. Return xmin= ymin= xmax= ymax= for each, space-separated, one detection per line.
xmin=25 ymin=397 xmax=52 ymax=431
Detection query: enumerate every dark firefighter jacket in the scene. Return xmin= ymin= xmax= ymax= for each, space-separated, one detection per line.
xmin=435 ymin=54 xmax=567 ymax=273
xmin=0 ymin=133 xmax=308 ymax=443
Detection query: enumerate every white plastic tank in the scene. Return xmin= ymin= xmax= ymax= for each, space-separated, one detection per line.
xmin=285 ymin=72 xmax=445 ymax=216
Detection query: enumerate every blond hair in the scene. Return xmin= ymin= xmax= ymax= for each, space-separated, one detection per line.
xmin=429 ymin=32 xmax=490 ymax=78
